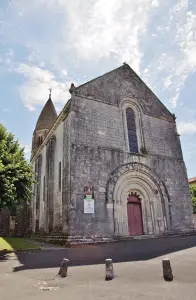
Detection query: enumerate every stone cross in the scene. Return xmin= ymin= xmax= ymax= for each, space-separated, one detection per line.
xmin=49 ymin=87 xmax=52 ymax=99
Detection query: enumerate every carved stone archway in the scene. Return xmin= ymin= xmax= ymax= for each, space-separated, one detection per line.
xmin=106 ymin=162 xmax=171 ymax=236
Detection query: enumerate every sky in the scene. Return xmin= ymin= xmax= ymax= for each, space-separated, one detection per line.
xmin=0 ymin=0 xmax=195 ymax=178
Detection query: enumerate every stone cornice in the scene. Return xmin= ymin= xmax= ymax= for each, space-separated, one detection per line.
xmin=31 ymin=99 xmax=71 ymax=163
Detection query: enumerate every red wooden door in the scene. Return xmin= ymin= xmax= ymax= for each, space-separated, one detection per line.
xmin=127 ymin=195 xmax=143 ymax=236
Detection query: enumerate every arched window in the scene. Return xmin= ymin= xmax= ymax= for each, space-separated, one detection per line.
xmin=126 ymin=107 xmax=138 ymax=153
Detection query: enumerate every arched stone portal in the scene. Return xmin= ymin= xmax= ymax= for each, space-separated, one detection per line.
xmin=107 ymin=163 xmax=171 ymax=236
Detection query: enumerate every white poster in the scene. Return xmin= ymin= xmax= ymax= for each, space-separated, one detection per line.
xmin=84 ymin=195 xmax=94 ymax=214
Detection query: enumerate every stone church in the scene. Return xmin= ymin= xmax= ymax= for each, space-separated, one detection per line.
xmin=30 ymin=63 xmax=194 ymax=240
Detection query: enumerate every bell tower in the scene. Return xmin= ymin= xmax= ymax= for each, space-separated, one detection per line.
xmin=31 ymin=89 xmax=57 ymax=158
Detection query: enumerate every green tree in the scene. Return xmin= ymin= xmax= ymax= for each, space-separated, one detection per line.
xmin=0 ymin=124 xmax=34 ymax=210
xmin=190 ymin=184 xmax=196 ymax=214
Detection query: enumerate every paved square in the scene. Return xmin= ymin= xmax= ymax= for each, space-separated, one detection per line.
xmin=1 ymin=244 xmax=196 ymax=300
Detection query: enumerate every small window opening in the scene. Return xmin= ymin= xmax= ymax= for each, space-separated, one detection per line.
xmin=58 ymin=162 xmax=61 ymax=191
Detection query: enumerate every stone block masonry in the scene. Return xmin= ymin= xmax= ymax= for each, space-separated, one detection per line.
xmin=30 ymin=63 xmax=194 ymax=239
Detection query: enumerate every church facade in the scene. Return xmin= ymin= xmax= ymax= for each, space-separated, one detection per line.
xmin=30 ymin=64 xmax=194 ymax=238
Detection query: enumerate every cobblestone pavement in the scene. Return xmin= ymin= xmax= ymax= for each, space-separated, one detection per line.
xmin=1 ymin=236 xmax=196 ymax=300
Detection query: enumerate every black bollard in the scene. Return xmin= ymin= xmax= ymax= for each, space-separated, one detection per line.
xmin=105 ymin=258 xmax=114 ymax=281
xmin=58 ymin=258 xmax=69 ymax=278
xmin=162 ymin=259 xmax=173 ymax=281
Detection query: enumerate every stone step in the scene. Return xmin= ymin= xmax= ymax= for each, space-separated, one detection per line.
xmin=31 ymin=229 xmax=196 ymax=247
xmin=32 ymin=235 xmax=115 ymax=246
xmin=33 ymin=236 xmax=111 ymax=241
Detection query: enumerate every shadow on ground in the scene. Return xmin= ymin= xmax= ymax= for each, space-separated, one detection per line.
xmin=0 ymin=251 xmax=10 ymax=262
xmin=1 ymin=235 xmax=196 ymax=272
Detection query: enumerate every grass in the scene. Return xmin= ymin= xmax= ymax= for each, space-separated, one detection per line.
xmin=0 ymin=237 xmax=40 ymax=251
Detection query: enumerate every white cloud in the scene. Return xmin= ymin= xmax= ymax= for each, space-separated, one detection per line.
xmin=0 ymin=48 xmax=15 ymax=71
xmin=164 ymin=75 xmax=172 ymax=88
xmin=151 ymin=0 xmax=159 ymax=7
xmin=23 ymin=144 xmax=31 ymax=155
xmin=27 ymin=52 xmax=37 ymax=63
xmin=7 ymin=48 xmax=14 ymax=58
xmin=10 ymin=0 xmax=160 ymax=74
xmin=16 ymin=64 xmax=72 ymax=111
xmin=61 ymin=70 xmax=67 ymax=76
xmin=170 ymin=10 xmax=196 ymax=106
xmin=2 ymin=0 xmax=164 ymax=112
xmin=143 ymin=1 xmax=196 ymax=108
xmin=20 ymin=144 xmax=31 ymax=160
xmin=2 ymin=0 xmax=196 ymax=113
xmin=59 ymin=0 xmax=160 ymax=74
xmin=178 ymin=122 xmax=196 ymax=135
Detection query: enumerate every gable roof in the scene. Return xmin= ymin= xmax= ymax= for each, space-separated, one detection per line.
xmin=35 ymin=97 xmax=57 ymax=131
xmin=75 ymin=63 xmax=175 ymax=122
xmin=189 ymin=177 xmax=196 ymax=184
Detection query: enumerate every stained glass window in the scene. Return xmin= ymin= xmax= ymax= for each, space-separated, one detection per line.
xmin=126 ymin=107 xmax=138 ymax=153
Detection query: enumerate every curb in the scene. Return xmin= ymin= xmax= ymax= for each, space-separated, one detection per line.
xmin=1 ymin=232 xmax=196 ymax=254
xmin=0 ymin=247 xmax=42 ymax=255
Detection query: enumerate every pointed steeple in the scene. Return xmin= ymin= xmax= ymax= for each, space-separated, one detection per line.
xmin=31 ymin=90 xmax=58 ymax=159
xmin=35 ymin=89 xmax=57 ymax=131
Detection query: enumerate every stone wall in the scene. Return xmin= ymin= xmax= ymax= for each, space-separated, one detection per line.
xmin=71 ymin=96 xmax=125 ymax=150
xmin=53 ymin=121 xmax=64 ymax=232
xmin=39 ymin=146 xmax=46 ymax=232
xmin=62 ymin=113 xmax=72 ymax=234
xmin=0 ymin=205 xmax=30 ymax=237
xmin=75 ymin=64 xmax=174 ymax=121
xmin=31 ymin=113 xmax=72 ymax=234
xmin=68 ymin=94 xmax=193 ymax=236
xmin=30 ymin=64 xmax=194 ymax=237
xmin=143 ymin=115 xmax=183 ymax=158
xmin=150 ymin=156 xmax=193 ymax=230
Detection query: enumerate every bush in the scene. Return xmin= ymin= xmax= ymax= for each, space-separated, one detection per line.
xmin=190 ymin=184 xmax=196 ymax=214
